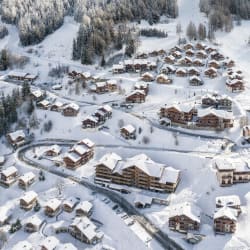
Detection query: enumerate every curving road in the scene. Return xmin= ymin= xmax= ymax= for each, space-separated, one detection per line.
xmin=16 ymin=140 xmax=189 ymax=250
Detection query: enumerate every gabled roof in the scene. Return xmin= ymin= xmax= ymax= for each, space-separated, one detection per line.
xmin=169 ymin=202 xmax=201 ymax=223
xmin=63 ymin=197 xmax=79 ymax=208
xmin=8 ymin=130 xmax=25 ymax=141
xmin=98 ymin=152 xmax=122 ymax=171
xmin=20 ymin=191 xmax=37 ymax=203
xmin=216 ymin=195 xmax=241 ymax=207
xmin=24 ymin=214 xmax=44 ymax=227
xmin=19 ymin=172 xmax=36 ymax=183
xmin=214 ymin=206 xmax=237 ymax=221
xmin=121 ymin=124 xmax=136 ymax=134
xmin=40 ymin=236 xmax=59 ymax=250
xmin=45 ymin=198 xmax=61 ymax=210
xmin=12 ymin=240 xmax=33 ymax=250
xmin=1 ymin=166 xmax=18 ymax=177
xmin=76 ymin=201 xmax=93 ymax=213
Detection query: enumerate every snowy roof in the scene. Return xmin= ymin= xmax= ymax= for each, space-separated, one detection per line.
xmin=121 ymin=124 xmax=136 ymax=134
xmin=40 ymin=236 xmax=59 ymax=250
xmin=64 ymin=103 xmax=79 ymax=111
xmin=134 ymin=194 xmax=153 ymax=205
xmin=157 ymin=74 xmax=169 ymax=80
xmin=8 ymin=130 xmax=25 ymax=141
xmin=188 ymin=67 xmax=200 ymax=72
xmin=168 ymin=103 xmax=195 ymax=113
xmin=83 ymin=115 xmax=98 ymax=123
xmin=56 ymin=243 xmax=77 ymax=250
xmin=45 ymin=198 xmax=61 ymax=210
xmin=190 ymin=75 xmax=201 ymax=82
xmin=52 ymin=101 xmax=64 ymax=108
xmin=78 ymin=138 xmax=95 ymax=148
xmin=169 ymin=202 xmax=201 ymax=223
xmin=71 ymin=217 xmax=98 ymax=241
xmin=31 ymin=89 xmax=43 ymax=98
xmin=19 ymin=172 xmax=36 ymax=184
xmin=166 ymin=55 xmax=175 ymax=60
xmin=25 ymin=74 xmax=37 ymax=80
xmin=176 ymin=68 xmax=187 ymax=73
xmin=76 ymin=201 xmax=93 ymax=213
xmin=95 ymin=81 xmax=107 ymax=87
xmin=71 ymin=144 xmax=88 ymax=156
xmin=216 ymin=195 xmax=241 ymax=208
xmin=160 ymin=167 xmax=180 ymax=184
xmin=38 ymin=99 xmax=50 ymax=106
xmin=202 ymin=94 xmax=217 ymax=101
xmin=64 ymin=152 xmax=81 ymax=163
xmin=12 ymin=241 xmax=33 ymax=250
xmin=98 ymin=152 xmax=122 ymax=171
xmin=226 ymin=79 xmax=244 ymax=86
xmin=197 ymin=108 xmax=233 ymax=119
xmin=46 ymin=144 xmax=61 ymax=155
xmin=134 ymin=82 xmax=148 ymax=89
xmin=107 ymin=79 xmax=117 ymax=85
xmin=209 ymin=60 xmax=220 ymax=65
xmin=215 ymin=158 xmax=236 ymax=171
xmin=63 ymin=197 xmax=79 ymax=208
xmin=99 ymin=104 xmax=112 ymax=113
xmin=141 ymin=72 xmax=154 ymax=78
xmin=214 ymin=206 xmax=237 ymax=221
xmin=81 ymin=72 xmax=91 ymax=78
xmin=1 ymin=166 xmax=18 ymax=177
xmin=0 ymin=156 xmax=5 ymax=164
xmin=205 ymin=67 xmax=217 ymax=73
xmin=8 ymin=71 xmax=28 ymax=78
xmin=127 ymin=89 xmax=146 ymax=97
xmin=121 ymin=154 xmax=165 ymax=178
xmin=24 ymin=214 xmax=44 ymax=227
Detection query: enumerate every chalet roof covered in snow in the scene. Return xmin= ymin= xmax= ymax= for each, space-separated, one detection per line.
xmin=8 ymin=71 xmax=28 ymax=78
xmin=71 ymin=144 xmax=89 ymax=156
xmin=24 ymin=214 xmax=44 ymax=227
xmin=45 ymin=144 xmax=61 ymax=155
xmin=78 ymin=138 xmax=95 ymax=148
xmin=1 ymin=166 xmax=18 ymax=177
xmin=19 ymin=172 xmax=36 ymax=184
xmin=197 ymin=108 xmax=233 ymax=119
xmin=57 ymin=243 xmax=78 ymax=250
xmin=216 ymin=195 xmax=241 ymax=207
xmin=8 ymin=130 xmax=25 ymax=141
xmin=126 ymin=89 xmax=146 ymax=97
xmin=31 ymin=89 xmax=44 ymax=98
xmin=40 ymin=236 xmax=59 ymax=250
xmin=76 ymin=200 xmax=93 ymax=213
xmin=214 ymin=206 xmax=237 ymax=221
xmin=64 ymin=102 xmax=80 ymax=111
xmin=98 ymin=152 xmax=122 ymax=171
xmin=121 ymin=124 xmax=136 ymax=134
xmin=63 ymin=197 xmax=79 ymax=208
xmin=160 ymin=167 xmax=180 ymax=184
xmin=83 ymin=115 xmax=98 ymax=123
xmin=20 ymin=191 xmax=37 ymax=203
xmin=64 ymin=152 xmax=81 ymax=163
xmin=45 ymin=198 xmax=61 ymax=210
xmin=169 ymin=202 xmax=201 ymax=223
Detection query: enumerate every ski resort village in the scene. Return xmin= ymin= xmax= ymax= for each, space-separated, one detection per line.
xmin=1 ymin=0 xmax=250 ymax=249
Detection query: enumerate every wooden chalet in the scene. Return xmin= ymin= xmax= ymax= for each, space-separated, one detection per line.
xmin=185 ymin=49 xmax=195 ymax=57
xmin=164 ymin=55 xmax=176 ymax=64
xmin=204 ymin=67 xmax=217 ymax=78
xmin=189 ymin=76 xmax=203 ymax=86
xmin=50 ymin=101 xmax=64 ymax=112
xmin=179 ymin=57 xmax=192 ymax=66
xmin=20 ymin=191 xmax=38 ymax=210
xmin=208 ymin=60 xmax=220 ymax=69
xmin=193 ymin=59 xmax=204 ymax=67
xmin=176 ymin=68 xmax=187 ymax=77
xmin=134 ymin=82 xmax=149 ymax=95
xmin=106 ymin=79 xmax=118 ymax=92
xmin=24 ymin=215 xmax=44 ymax=233
xmin=75 ymin=201 xmax=93 ymax=217
xmin=18 ymin=172 xmax=36 ymax=189
xmin=196 ymin=50 xmax=208 ymax=59
xmin=136 ymin=52 xmax=148 ymax=59
xmin=223 ymin=59 xmax=235 ymax=68
xmin=196 ymin=109 xmax=233 ymax=129
xmin=69 ymin=217 xmax=103 ymax=244
xmin=63 ymin=197 xmax=79 ymax=213
xmin=112 ymin=64 xmax=125 ymax=74
xmin=44 ymin=144 xmax=61 ymax=157
xmin=92 ymin=81 xmax=108 ymax=94
xmin=183 ymin=43 xmax=194 ymax=50
xmin=44 ymin=198 xmax=61 ymax=217
xmin=120 ymin=125 xmax=136 ymax=140
xmin=7 ymin=71 xmax=38 ymax=83
xmin=160 ymin=105 xmax=197 ymax=125
xmin=126 ymin=90 xmax=146 ymax=103
xmin=216 ymin=195 xmax=241 ymax=216
xmin=30 ymin=90 xmax=45 ymax=102
xmin=188 ymin=67 xmax=200 ymax=76
xmin=195 ymin=42 xmax=206 ymax=50
xmin=156 ymin=74 xmax=172 ymax=84
xmin=0 ymin=166 xmax=18 ymax=187
xmin=62 ymin=103 xmax=80 ymax=116
xmin=169 ymin=202 xmax=201 ymax=233
xmin=215 ymin=158 xmax=250 ymax=187
xmin=211 ymin=51 xmax=225 ymax=61
xmin=171 ymin=45 xmax=182 ymax=53
xmin=82 ymin=116 xmax=99 ymax=129
xmin=226 ymin=79 xmax=244 ymax=92
xmin=214 ymin=207 xmax=237 ymax=233
xmin=172 ymin=51 xmax=182 ymax=59
xmin=7 ymin=130 xmax=26 ymax=147
xmin=141 ymin=72 xmax=154 ymax=82
xmin=37 ymin=100 xmax=51 ymax=110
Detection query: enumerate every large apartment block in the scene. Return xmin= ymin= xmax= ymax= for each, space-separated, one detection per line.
xmin=95 ymin=153 xmax=180 ymax=193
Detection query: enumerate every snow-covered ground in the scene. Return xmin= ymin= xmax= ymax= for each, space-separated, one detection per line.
xmin=1 ymin=0 xmax=250 ymax=249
